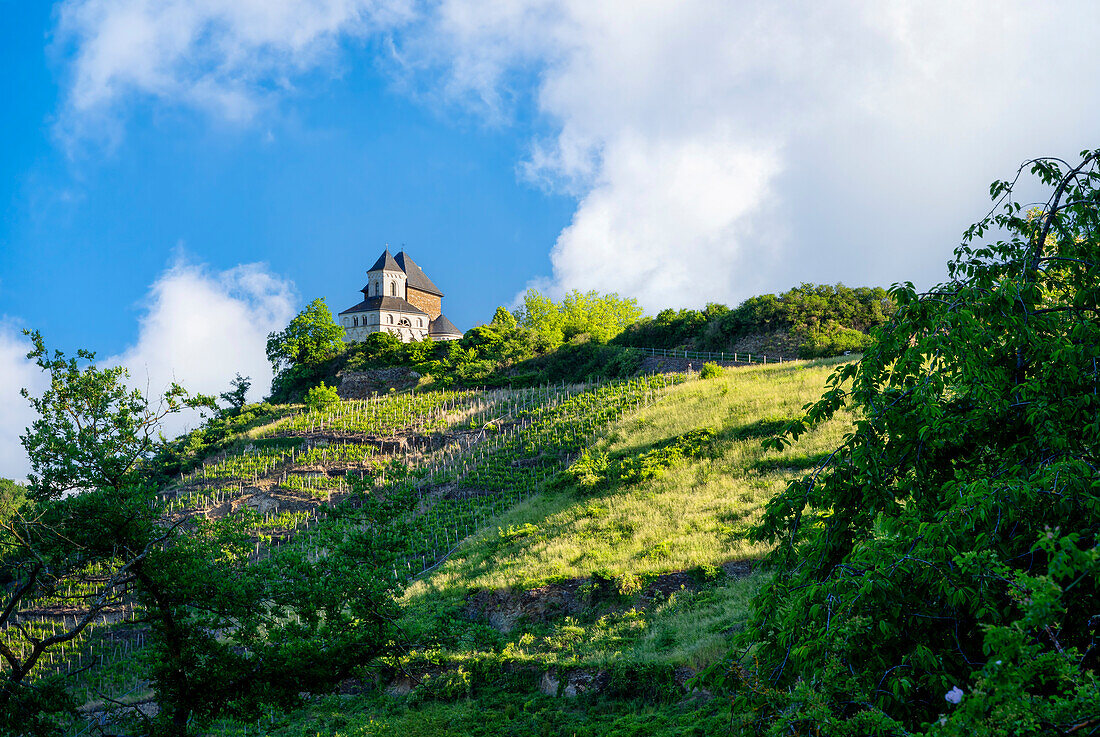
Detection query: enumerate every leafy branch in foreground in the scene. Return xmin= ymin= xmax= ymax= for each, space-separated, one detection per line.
xmin=5 ymin=335 xmax=409 ymax=737
xmin=717 ymin=150 xmax=1100 ymax=735
xmin=2 ymin=333 xmax=213 ymax=735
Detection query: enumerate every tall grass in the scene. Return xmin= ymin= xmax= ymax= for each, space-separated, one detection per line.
xmin=407 ymin=358 xmax=853 ymax=596
xmin=399 ymin=358 xmax=855 ymax=672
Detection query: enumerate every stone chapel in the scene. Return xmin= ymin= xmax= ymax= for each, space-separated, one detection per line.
xmin=339 ymin=248 xmax=463 ymax=343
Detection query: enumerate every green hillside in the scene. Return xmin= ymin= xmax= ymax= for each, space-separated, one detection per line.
xmin=4 ymin=355 xmax=852 ymax=736
xmin=206 ymin=358 xmax=854 ymax=735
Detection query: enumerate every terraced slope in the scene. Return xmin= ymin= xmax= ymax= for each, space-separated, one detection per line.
xmin=207 ymin=357 xmax=855 ymax=737
xmin=10 ymin=376 xmax=684 ymax=730
xmin=12 ymin=359 xmax=853 ymax=735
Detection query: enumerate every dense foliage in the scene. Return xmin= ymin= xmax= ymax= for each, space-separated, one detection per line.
xmin=266 ymin=298 xmax=344 ymax=401
xmin=720 ymin=152 xmax=1100 ymax=734
xmin=304 ymin=381 xmax=341 ymax=411
xmin=218 ymin=373 xmax=251 ymax=414
xmin=268 ymin=283 xmax=886 ymax=400
xmin=2 ymin=334 xmax=213 ymax=734
xmin=3 ymin=336 xmax=405 ymax=736
xmin=518 ymin=290 xmax=644 ymax=347
xmin=613 ymin=284 xmax=894 ymax=358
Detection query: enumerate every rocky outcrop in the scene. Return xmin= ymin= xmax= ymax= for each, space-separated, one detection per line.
xmin=464 ymin=562 xmax=755 ymax=634
xmin=337 ymin=368 xmax=422 ymax=398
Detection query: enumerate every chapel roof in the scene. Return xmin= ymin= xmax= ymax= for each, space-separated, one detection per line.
xmin=428 ymin=313 xmax=463 ymax=337
xmin=339 ymin=296 xmax=429 ymax=316
xmin=394 ymin=251 xmax=444 ymax=297
xmin=367 ymin=249 xmax=402 ymax=273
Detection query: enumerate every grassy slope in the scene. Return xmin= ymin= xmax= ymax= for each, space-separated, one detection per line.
xmin=419 ymin=356 xmax=853 ymax=588
xmin=209 ymin=358 xmax=855 ymax=736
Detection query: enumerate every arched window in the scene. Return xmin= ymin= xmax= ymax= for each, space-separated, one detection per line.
xmin=388 ymin=314 xmax=393 ymax=324
xmin=417 ymin=319 xmax=422 ymax=327
xmin=353 ymin=316 xmax=358 ymax=327
xmin=390 ymin=281 xmax=396 ymax=296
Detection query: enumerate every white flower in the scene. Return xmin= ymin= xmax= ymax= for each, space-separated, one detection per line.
xmin=945 ymin=686 xmax=964 ymax=705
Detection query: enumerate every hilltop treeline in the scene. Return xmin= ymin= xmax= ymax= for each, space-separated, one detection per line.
xmin=267 ymin=291 xmax=646 ymax=399
xmin=267 ymin=283 xmax=891 ymax=400
xmin=612 ymin=283 xmax=895 ymax=358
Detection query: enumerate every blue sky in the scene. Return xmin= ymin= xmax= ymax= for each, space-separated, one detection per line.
xmin=3 ymin=0 xmax=1100 ymax=477
xmin=0 ymin=2 xmax=573 ymax=358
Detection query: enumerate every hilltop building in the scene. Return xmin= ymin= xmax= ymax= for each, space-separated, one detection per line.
xmin=339 ymin=249 xmax=463 ymax=343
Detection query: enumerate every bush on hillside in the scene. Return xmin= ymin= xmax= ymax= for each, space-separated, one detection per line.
xmin=699 ymin=362 xmax=722 ymax=379
xmin=345 ymin=331 xmax=405 ymax=369
xmin=613 ymin=284 xmax=893 ymax=358
xmin=716 ymin=151 xmax=1100 ymax=734
xmin=796 ymin=323 xmax=874 ymax=358
xmin=519 ymin=289 xmax=644 ymax=348
xmin=304 ymin=381 xmax=341 ymax=412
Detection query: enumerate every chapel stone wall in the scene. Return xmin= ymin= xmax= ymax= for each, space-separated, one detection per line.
xmin=406 ymin=289 xmax=442 ymax=320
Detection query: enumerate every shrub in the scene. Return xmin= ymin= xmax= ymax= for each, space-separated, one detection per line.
xmin=564 ymin=429 xmax=715 ymax=492
xmin=796 ymin=323 xmax=873 ymax=358
xmin=612 ymin=284 xmax=894 ymax=358
xmin=303 ymin=381 xmax=340 ymax=412
xmin=412 ymin=667 xmax=472 ymax=703
xmin=699 ymin=362 xmax=722 ymax=379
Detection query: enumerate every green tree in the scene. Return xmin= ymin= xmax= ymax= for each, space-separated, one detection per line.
xmin=490 ymin=305 xmax=518 ymax=329
xmin=404 ymin=336 xmax=437 ymax=363
xmin=559 ymin=289 xmax=643 ymax=343
xmin=218 ymin=373 xmax=251 ymax=415
xmin=2 ymin=333 xmax=213 ymax=734
xmin=136 ymin=498 xmax=403 ymax=736
xmin=304 ymin=381 xmax=341 ymax=412
xmin=724 ymin=151 xmax=1100 ymax=734
xmin=266 ymin=299 xmax=345 ymax=400
xmin=266 ymin=298 xmax=344 ymax=375
xmin=520 ymin=290 xmax=566 ymax=348
xmin=358 ymin=330 xmax=403 ymax=364
xmin=0 ymin=478 xmax=26 ymax=528
xmin=6 ymin=334 xmax=406 ymax=736
xmin=520 ymin=289 xmax=643 ymax=348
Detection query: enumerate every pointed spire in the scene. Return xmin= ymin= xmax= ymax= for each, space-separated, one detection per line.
xmin=368 ymin=248 xmax=401 ymax=273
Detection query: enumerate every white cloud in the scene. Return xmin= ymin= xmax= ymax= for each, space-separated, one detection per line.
xmin=55 ymin=1 xmax=1100 ymax=309
xmin=549 ymin=131 xmax=780 ymax=307
xmin=56 ymin=0 xmax=417 ymax=133
xmin=0 ymin=262 xmax=297 ymax=480
xmin=109 ymin=259 xmax=297 ymax=437
xmin=0 ymin=324 xmax=48 ymax=481
xmin=410 ymin=0 xmax=1100 ymax=309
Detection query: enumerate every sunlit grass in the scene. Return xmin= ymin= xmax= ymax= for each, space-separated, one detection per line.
xmin=406 ymin=357 xmax=853 ymax=598
xmin=396 ymin=358 xmax=856 ymax=675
